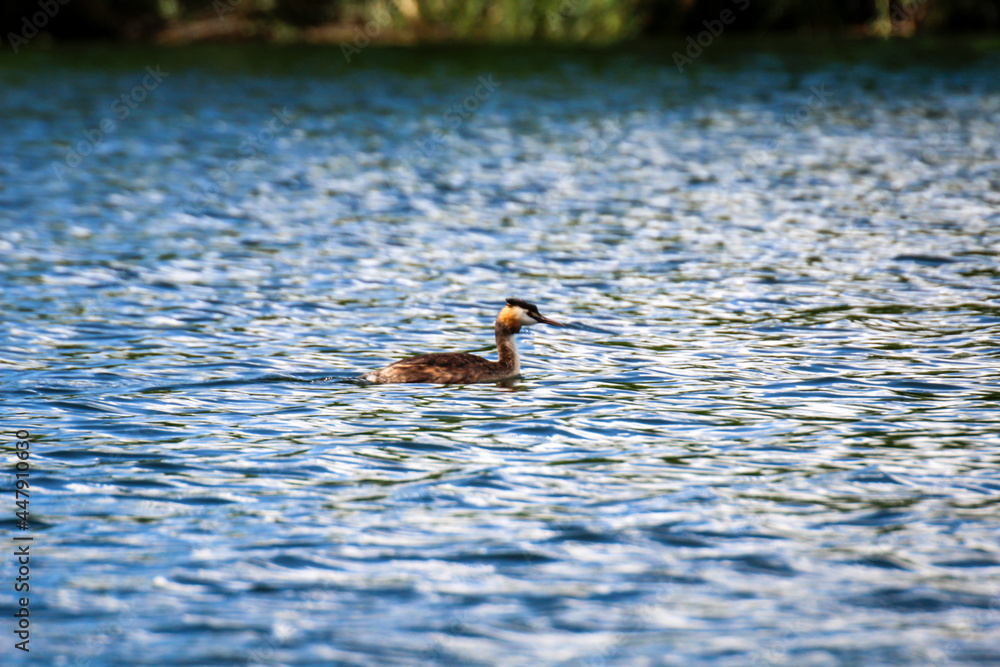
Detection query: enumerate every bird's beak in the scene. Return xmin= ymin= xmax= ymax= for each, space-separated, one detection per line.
xmin=535 ymin=315 xmax=563 ymax=327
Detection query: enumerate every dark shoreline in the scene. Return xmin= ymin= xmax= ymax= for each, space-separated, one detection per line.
xmin=3 ymin=35 xmax=999 ymax=71
xmin=4 ymin=0 xmax=1000 ymax=52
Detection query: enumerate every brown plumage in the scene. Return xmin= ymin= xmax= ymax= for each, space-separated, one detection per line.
xmin=361 ymin=298 xmax=563 ymax=385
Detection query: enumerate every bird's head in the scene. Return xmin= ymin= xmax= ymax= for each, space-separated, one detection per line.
xmin=498 ymin=297 xmax=563 ymax=333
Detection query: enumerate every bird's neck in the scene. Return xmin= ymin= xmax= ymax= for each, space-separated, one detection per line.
xmin=495 ymin=322 xmax=520 ymax=375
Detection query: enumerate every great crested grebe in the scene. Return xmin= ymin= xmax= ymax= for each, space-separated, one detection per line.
xmin=360 ymin=298 xmax=563 ymax=385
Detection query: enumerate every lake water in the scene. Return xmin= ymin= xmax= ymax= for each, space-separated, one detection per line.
xmin=2 ymin=40 xmax=1000 ymax=666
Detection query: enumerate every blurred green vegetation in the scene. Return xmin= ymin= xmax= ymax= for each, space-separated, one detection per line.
xmin=1 ymin=0 xmax=999 ymax=46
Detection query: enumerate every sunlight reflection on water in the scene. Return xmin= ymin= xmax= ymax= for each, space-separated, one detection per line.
xmin=1 ymin=43 xmax=999 ymax=666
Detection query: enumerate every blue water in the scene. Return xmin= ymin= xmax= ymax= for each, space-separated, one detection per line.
xmin=2 ymin=42 xmax=1000 ymax=666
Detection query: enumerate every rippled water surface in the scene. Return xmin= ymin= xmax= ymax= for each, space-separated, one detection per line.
xmin=2 ymin=42 xmax=1000 ymax=666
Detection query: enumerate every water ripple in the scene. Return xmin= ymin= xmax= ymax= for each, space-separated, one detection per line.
xmin=1 ymin=43 xmax=999 ymax=666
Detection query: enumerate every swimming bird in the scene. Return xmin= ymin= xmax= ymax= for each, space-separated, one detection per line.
xmin=361 ymin=298 xmax=563 ymax=385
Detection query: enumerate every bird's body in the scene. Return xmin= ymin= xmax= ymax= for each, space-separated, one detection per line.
xmin=361 ymin=298 xmax=562 ymax=385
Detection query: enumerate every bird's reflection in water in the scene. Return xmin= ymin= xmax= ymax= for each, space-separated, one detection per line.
xmin=495 ymin=379 xmax=528 ymax=391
